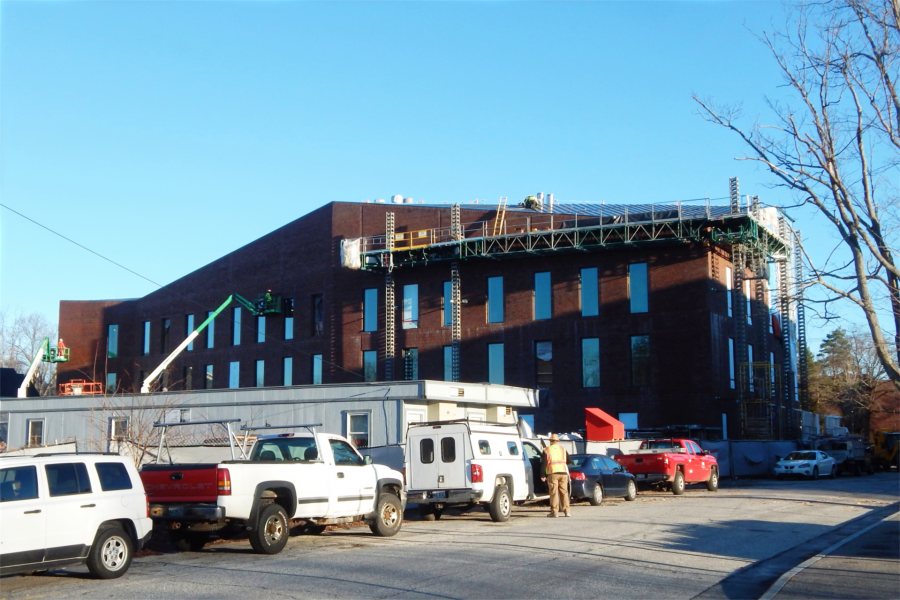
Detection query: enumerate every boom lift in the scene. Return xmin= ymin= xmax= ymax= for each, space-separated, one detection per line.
xmin=17 ymin=337 xmax=70 ymax=398
xmin=141 ymin=292 xmax=287 ymax=394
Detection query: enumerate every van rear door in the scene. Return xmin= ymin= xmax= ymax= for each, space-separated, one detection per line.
xmin=407 ymin=426 xmax=467 ymax=493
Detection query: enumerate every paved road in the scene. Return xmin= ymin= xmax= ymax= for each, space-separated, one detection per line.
xmin=1 ymin=473 xmax=897 ymax=599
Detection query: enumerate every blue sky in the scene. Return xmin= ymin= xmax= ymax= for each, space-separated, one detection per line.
xmin=1 ymin=0 xmax=853 ymax=352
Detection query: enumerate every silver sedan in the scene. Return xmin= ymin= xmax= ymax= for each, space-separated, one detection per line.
xmin=774 ymin=450 xmax=836 ymax=479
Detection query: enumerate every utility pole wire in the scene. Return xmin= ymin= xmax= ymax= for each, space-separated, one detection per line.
xmin=0 ymin=203 xmax=163 ymax=288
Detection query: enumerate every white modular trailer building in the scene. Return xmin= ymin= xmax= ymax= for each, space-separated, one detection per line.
xmin=0 ymin=380 xmax=538 ymax=459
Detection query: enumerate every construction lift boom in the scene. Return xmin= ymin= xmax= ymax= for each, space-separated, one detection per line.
xmin=140 ymin=293 xmax=279 ymax=394
xmin=17 ymin=337 xmax=70 ymax=398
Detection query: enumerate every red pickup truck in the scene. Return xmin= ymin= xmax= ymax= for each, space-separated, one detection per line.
xmin=614 ymin=439 xmax=719 ymax=495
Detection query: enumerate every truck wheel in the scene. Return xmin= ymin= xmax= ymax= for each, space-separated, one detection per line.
xmin=671 ymin=471 xmax=685 ymax=495
xmin=706 ymin=469 xmax=719 ymax=492
xmin=589 ymin=483 xmax=603 ymax=506
xmin=488 ymin=485 xmax=512 ymax=522
xmin=369 ymin=493 xmax=403 ymax=537
xmin=624 ymin=480 xmax=637 ymax=501
xmin=86 ymin=524 xmax=133 ymax=579
xmin=249 ymin=503 xmax=289 ymax=554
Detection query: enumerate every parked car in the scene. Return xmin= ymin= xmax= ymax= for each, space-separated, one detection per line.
xmin=568 ymin=454 xmax=637 ymax=506
xmin=0 ymin=453 xmax=153 ymax=578
xmin=773 ymin=450 xmax=836 ymax=479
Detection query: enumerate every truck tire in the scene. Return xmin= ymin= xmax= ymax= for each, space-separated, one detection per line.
xmin=589 ymin=483 xmax=603 ymax=506
xmin=488 ymin=485 xmax=512 ymax=522
xmin=671 ymin=471 xmax=685 ymax=495
xmin=86 ymin=524 xmax=133 ymax=579
xmin=624 ymin=480 xmax=637 ymax=501
xmin=706 ymin=469 xmax=719 ymax=492
xmin=249 ymin=503 xmax=289 ymax=554
xmin=369 ymin=493 xmax=403 ymax=537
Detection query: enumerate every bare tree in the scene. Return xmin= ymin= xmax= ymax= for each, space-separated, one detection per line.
xmin=694 ymin=0 xmax=900 ymax=385
xmin=0 ymin=310 xmax=58 ymax=395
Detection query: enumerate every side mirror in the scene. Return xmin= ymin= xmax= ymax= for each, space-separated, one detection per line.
xmin=364 ymin=455 xmax=373 ymax=465
xmin=700 ymin=449 xmax=710 ymax=456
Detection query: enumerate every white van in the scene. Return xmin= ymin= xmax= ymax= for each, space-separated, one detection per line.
xmin=405 ymin=420 xmax=548 ymax=522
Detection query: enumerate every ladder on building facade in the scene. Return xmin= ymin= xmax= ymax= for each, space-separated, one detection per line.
xmin=492 ymin=196 xmax=508 ymax=237
xmin=384 ymin=212 xmax=396 ymax=381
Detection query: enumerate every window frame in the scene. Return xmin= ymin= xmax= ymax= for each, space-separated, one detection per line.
xmin=344 ymin=411 xmax=371 ymax=449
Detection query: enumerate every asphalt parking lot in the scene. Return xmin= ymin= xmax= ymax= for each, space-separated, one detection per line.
xmin=1 ymin=473 xmax=897 ymax=599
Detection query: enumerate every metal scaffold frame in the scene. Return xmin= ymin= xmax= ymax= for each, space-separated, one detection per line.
xmin=355 ymin=184 xmax=804 ymax=440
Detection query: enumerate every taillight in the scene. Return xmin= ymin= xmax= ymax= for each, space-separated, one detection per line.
xmin=145 ymin=494 xmax=150 ymax=518
xmin=217 ymin=467 xmax=232 ymax=495
xmin=470 ymin=463 xmax=483 ymax=483
xmin=569 ymin=471 xmax=586 ymax=481
xmin=663 ymin=456 xmax=669 ymax=466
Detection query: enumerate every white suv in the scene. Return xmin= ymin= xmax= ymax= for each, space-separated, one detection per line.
xmin=0 ymin=453 xmax=153 ymax=578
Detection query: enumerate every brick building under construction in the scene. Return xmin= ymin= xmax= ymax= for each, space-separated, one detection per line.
xmin=58 ymin=181 xmax=806 ymax=439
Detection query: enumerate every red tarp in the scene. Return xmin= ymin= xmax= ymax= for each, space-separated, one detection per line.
xmin=584 ymin=407 xmax=625 ymax=441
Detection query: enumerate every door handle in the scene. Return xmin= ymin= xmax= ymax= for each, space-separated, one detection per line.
xmin=336 ymin=472 xmax=345 ymax=479
xmin=24 ymin=509 xmax=41 ymax=514
xmin=81 ymin=504 xmax=96 ymax=508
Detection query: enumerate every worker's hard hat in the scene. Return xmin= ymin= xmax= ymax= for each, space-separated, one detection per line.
xmin=549 ymin=433 xmax=559 ymax=442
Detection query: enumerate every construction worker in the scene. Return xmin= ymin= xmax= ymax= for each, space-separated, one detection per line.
xmin=542 ymin=433 xmax=570 ymax=517
xmin=57 ymin=338 xmax=66 ymax=358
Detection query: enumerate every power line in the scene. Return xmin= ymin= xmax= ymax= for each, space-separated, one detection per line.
xmin=0 ymin=203 xmax=163 ymax=288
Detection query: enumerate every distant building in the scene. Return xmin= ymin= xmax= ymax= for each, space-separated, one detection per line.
xmin=58 ymin=187 xmax=805 ymax=440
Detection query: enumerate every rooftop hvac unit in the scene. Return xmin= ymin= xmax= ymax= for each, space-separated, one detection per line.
xmin=391 ymin=194 xmax=404 ymax=204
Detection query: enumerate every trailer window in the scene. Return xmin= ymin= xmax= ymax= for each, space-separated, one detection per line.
xmin=478 ymin=440 xmax=491 ymax=455
xmin=507 ymin=442 xmax=520 ymax=456
xmin=419 ymin=439 xmax=434 ymax=464
xmin=441 ymin=437 xmax=456 ymax=463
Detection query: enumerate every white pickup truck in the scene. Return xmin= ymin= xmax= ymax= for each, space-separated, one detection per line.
xmin=140 ymin=423 xmax=405 ymax=554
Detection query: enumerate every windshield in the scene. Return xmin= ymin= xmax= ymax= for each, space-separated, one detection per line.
xmin=785 ymin=451 xmax=816 ymax=461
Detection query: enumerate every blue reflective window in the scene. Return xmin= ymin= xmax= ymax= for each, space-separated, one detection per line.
xmin=284 ymin=317 xmax=294 ymax=340
xmin=232 ymin=308 xmax=241 ymax=345
xmin=728 ymin=338 xmax=735 ymax=389
xmin=283 ymin=357 xmax=293 ymax=386
xmin=106 ymin=372 xmax=117 ymax=392
xmin=402 ymin=284 xmax=419 ymax=329
xmin=312 ymin=354 xmax=323 ymax=385
xmin=256 ymin=359 xmax=265 ymax=387
xmin=229 ymin=361 xmax=240 ymax=388
xmin=206 ymin=312 xmax=215 ymax=349
xmin=582 ymin=338 xmax=600 ymax=388
xmin=257 ymin=316 xmax=266 ymax=344
xmin=143 ymin=321 xmax=151 ymax=355
xmin=363 ymin=350 xmax=377 ymax=382
xmin=363 ymin=288 xmax=378 ymax=332
xmin=488 ymin=343 xmax=504 ymax=384
xmin=487 ymin=276 xmax=504 ymax=323
xmin=629 ymin=263 xmax=649 ymax=313
xmin=581 ymin=267 xmax=599 ymax=317
xmin=107 ymin=324 xmax=119 ymax=359
xmin=631 ymin=335 xmax=650 ymax=386
xmin=185 ymin=314 xmax=195 ymax=351
xmin=443 ymin=281 xmax=452 ymax=327
xmin=443 ymin=345 xmax=453 ymax=381
xmin=534 ymin=272 xmax=551 ymax=320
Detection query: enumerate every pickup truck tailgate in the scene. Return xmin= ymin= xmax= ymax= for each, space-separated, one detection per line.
xmin=140 ymin=464 xmax=220 ymax=503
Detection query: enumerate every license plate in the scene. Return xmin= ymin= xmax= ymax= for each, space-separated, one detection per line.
xmin=431 ymin=491 xmax=447 ymax=499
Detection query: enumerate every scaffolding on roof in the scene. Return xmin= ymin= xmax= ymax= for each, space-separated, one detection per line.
xmin=341 ymin=182 xmax=806 ymax=440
